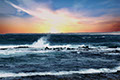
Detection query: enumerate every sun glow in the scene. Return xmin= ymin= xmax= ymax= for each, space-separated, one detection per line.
xmin=1 ymin=1 xmax=120 ymax=34
xmin=33 ymin=9 xmax=80 ymax=33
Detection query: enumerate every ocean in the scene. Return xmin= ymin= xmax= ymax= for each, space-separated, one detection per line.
xmin=0 ymin=34 xmax=120 ymax=80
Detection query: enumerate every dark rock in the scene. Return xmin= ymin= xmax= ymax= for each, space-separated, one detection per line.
xmin=108 ymin=46 xmax=118 ymax=48
xmin=0 ymin=48 xmax=8 ymax=50
xmin=14 ymin=46 xmax=29 ymax=49
xmin=45 ymin=47 xmax=52 ymax=50
xmin=53 ymin=48 xmax=61 ymax=51
xmin=114 ymin=50 xmax=120 ymax=53
xmin=67 ymin=48 xmax=75 ymax=50
xmin=82 ymin=46 xmax=89 ymax=48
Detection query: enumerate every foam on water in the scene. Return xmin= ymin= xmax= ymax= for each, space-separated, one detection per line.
xmin=31 ymin=37 xmax=49 ymax=48
xmin=0 ymin=45 xmax=21 ymax=49
xmin=0 ymin=36 xmax=119 ymax=55
xmin=0 ymin=36 xmax=50 ymax=49
xmin=31 ymin=36 xmax=81 ymax=48
xmin=104 ymin=53 xmax=120 ymax=55
xmin=0 ymin=36 xmax=75 ymax=48
xmin=0 ymin=66 xmax=120 ymax=78
xmin=0 ymin=36 xmax=101 ymax=49
xmin=0 ymin=36 xmax=119 ymax=78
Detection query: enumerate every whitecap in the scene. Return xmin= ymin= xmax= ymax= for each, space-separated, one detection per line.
xmin=0 ymin=66 xmax=120 ymax=78
xmin=104 ymin=53 xmax=120 ymax=55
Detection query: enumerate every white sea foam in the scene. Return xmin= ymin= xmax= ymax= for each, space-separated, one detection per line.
xmin=0 ymin=45 xmax=20 ymax=49
xmin=0 ymin=36 xmax=98 ymax=50
xmin=31 ymin=36 xmax=81 ymax=48
xmin=0 ymin=36 xmax=86 ymax=49
xmin=31 ymin=37 xmax=49 ymax=48
xmin=0 ymin=36 xmax=119 ymax=55
xmin=0 ymin=37 xmax=49 ymax=49
xmin=0 ymin=66 xmax=120 ymax=78
xmin=104 ymin=53 xmax=120 ymax=55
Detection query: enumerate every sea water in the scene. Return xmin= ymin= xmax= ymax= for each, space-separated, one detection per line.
xmin=0 ymin=34 xmax=120 ymax=80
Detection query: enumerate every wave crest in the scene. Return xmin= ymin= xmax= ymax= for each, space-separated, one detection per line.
xmin=31 ymin=36 xmax=50 ymax=48
xmin=0 ymin=66 xmax=120 ymax=78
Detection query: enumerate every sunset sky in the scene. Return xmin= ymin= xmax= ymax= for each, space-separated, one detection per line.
xmin=0 ymin=0 xmax=120 ymax=34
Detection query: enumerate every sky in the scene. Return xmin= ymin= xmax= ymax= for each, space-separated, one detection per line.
xmin=0 ymin=0 xmax=120 ymax=34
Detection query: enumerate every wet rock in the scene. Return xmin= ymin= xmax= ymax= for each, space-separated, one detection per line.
xmin=106 ymin=50 xmax=120 ymax=53
xmin=114 ymin=50 xmax=120 ymax=53
xmin=0 ymin=48 xmax=8 ymax=50
xmin=45 ymin=47 xmax=52 ymax=50
xmin=108 ymin=46 xmax=118 ymax=48
xmin=67 ymin=47 xmax=75 ymax=50
xmin=53 ymin=47 xmax=62 ymax=51
xmin=14 ymin=46 xmax=30 ymax=49
xmin=82 ymin=46 xmax=89 ymax=48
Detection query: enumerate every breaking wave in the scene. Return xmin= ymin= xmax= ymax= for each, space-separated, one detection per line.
xmin=0 ymin=66 xmax=120 ymax=78
xmin=0 ymin=36 xmax=120 ymax=56
xmin=0 ymin=36 xmax=74 ymax=49
xmin=31 ymin=36 xmax=50 ymax=48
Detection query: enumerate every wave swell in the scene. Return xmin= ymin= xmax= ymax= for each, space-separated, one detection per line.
xmin=0 ymin=66 xmax=120 ymax=78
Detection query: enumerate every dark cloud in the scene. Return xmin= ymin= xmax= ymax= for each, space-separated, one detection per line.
xmin=110 ymin=21 xmax=120 ymax=31
xmin=99 ymin=20 xmax=120 ymax=32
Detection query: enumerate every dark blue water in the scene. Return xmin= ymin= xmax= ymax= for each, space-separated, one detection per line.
xmin=0 ymin=34 xmax=120 ymax=80
xmin=0 ymin=34 xmax=120 ymax=45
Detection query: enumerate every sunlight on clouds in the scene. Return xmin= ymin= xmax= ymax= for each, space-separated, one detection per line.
xmin=6 ymin=1 xmax=81 ymax=33
xmin=1 ymin=0 xmax=120 ymax=33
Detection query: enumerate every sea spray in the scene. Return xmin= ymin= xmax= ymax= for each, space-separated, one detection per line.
xmin=32 ymin=36 xmax=50 ymax=48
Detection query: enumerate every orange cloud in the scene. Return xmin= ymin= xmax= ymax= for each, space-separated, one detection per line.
xmin=0 ymin=1 xmax=120 ymax=34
